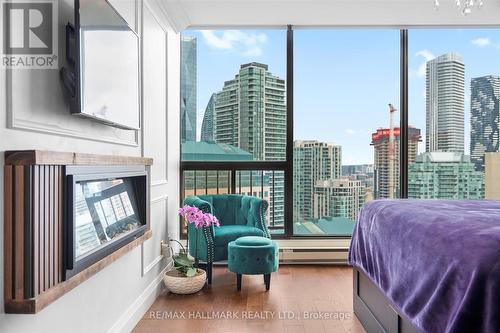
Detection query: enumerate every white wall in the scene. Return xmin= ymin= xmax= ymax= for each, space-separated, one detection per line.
xmin=0 ymin=0 xmax=180 ymax=332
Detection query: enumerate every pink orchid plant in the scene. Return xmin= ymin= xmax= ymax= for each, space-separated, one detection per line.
xmin=178 ymin=205 xmax=220 ymax=271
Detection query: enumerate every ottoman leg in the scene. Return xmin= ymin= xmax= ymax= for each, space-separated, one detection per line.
xmin=264 ymin=274 xmax=271 ymax=291
xmin=237 ymin=274 xmax=242 ymax=291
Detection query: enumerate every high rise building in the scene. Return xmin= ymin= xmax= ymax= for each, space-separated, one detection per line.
xmin=180 ymin=36 xmax=197 ymax=142
xmin=408 ymin=152 xmax=484 ymax=199
xmin=371 ymin=127 xmax=421 ymax=199
xmin=470 ymin=75 xmax=500 ymax=171
xmin=426 ymin=53 xmax=465 ymax=153
xmin=293 ymin=140 xmax=342 ymax=222
xmin=201 ymin=94 xmax=216 ymax=142
xmin=213 ymin=63 xmax=287 ymax=226
xmin=214 ymin=62 xmax=286 ymax=161
xmin=313 ymin=179 xmax=365 ymax=222
xmin=342 ymin=164 xmax=374 ymax=201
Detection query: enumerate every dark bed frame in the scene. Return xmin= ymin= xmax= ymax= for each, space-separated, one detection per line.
xmin=353 ymin=269 xmax=421 ymax=333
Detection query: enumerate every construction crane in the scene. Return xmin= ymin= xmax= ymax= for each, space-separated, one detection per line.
xmin=388 ymin=103 xmax=397 ymax=199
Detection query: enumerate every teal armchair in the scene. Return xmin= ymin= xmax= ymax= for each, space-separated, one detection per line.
xmin=184 ymin=194 xmax=270 ymax=284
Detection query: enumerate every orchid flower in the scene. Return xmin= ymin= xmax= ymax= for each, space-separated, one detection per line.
xmin=178 ymin=205 xmax=220 ymax=229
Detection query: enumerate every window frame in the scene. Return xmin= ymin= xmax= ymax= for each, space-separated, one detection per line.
xmin=179 ymin=27 xmax=409 ymax=239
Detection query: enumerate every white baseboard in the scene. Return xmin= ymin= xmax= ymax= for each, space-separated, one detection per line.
xmin=107 ymin=264 xmax=171 ymax=333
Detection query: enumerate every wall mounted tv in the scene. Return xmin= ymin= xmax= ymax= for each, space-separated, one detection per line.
xmin=66 ymin=0 xmax=140 ymax=130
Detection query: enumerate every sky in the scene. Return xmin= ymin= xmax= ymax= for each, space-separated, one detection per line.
xmin=183 ymin=28 xmax=500 ymax=165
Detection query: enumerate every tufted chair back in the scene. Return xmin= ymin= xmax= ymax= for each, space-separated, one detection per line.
xmin=196 ymin=194 xmax=265 ymax=228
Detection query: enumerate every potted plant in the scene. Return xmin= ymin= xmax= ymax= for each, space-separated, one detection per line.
xmin=163 ymin=205 xmax=219 ymax=294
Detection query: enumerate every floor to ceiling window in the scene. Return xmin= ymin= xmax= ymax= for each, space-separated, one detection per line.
xmin=407 ymin=29 xmax=500 ymax=200
xmin=292 ymin=29 xmax=400 ymax=236
xmin=180 ymin=27 xmax=499 ymax=239
xmin=180 ymin=29 xmax=287 ymax=235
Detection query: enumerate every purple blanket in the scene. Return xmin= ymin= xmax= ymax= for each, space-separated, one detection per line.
xmin=349 ymin=199 xmax=500 ymax=333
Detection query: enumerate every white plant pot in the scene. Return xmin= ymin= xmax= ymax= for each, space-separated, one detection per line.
xmin=163 ymin=268 xmax=206 ymax=294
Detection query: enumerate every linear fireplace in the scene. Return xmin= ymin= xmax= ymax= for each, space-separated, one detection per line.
xmin=4 ymin=150 xmax=152 ymax=313
xmin=65 ymin=165 xmax=149 ymax=279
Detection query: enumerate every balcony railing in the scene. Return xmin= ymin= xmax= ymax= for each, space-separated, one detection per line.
xmin=180 ymin=162 xmax=286 ymax=237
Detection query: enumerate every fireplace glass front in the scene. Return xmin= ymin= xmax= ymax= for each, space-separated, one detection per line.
xmin=65 ymin=166 xmax=148 ymax=279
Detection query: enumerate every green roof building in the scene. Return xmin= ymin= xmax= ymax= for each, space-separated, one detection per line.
xmin=408 ymin=152 xmax=484 ymax=199
xmin=181 ymin=141 xmax=253 ymax=161
xmin=293 ymin=217 xmax=355 ymax=236
xmin=182 ymin=142 xmax=255 ymax=198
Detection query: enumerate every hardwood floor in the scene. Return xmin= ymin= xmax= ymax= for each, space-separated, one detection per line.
xmin=134 ymin=265 xmax=366 ymax=333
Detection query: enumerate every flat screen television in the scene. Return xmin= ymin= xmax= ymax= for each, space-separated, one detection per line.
xmin=68 ymin=0 xmax=140 ymax=130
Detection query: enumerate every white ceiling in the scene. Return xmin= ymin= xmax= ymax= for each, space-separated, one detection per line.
xmin=153 ymin=0 xmax=500 ymax=32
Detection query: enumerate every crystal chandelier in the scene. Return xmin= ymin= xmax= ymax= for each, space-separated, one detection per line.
xmin=434 ymin=0 xmax=485 ymax=15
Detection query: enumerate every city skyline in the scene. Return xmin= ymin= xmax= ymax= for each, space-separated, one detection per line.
xmin=180 ymin=28 xmax=500 ymax=234
xmin=183 ymin=29 xmax=500 ymax=165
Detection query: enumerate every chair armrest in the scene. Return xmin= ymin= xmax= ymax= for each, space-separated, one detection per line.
xmin=246 ymin=196 xmax=270 ymax=238
xmin=184 ymin=196 xmax=216 ymax=262
xmin=187 ymin=223 xmax=216 ymax=262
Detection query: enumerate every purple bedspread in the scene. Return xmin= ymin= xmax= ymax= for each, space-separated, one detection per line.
xmin=349 ymin=199 xmax=500 ymax=333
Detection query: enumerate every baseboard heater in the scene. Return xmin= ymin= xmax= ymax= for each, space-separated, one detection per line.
xmin=279 ymin=248 xmax=349 ymax=264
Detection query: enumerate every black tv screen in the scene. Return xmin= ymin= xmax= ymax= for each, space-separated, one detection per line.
xmin=73 ymin=0 xmax=140 ymax=130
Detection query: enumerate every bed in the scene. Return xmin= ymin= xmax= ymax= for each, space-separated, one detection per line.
xmin=348 ymin=199 xmax=500 ymax=333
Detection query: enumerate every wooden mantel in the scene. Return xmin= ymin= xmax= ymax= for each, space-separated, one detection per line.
xmin=4 ymin=150 xmax=153 ymax=314
xmin=5 ymin=150 xmax=153 ymax=166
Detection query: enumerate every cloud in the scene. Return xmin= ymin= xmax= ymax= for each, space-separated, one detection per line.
xmin=201 ymin=30 xmax=268 ymax=57
xmin=414 ymin=49 xmax=436 ymax=78
xmin=416 ymin=49 xmax=435 ymax=61
xmin=345 ymin=128 xmax=356 ymax=135
xmin=471 ymin=37 xmax=490 ymax=47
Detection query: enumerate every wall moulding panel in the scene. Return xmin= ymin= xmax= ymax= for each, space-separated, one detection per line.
xmin=5 ymin=0 xmax=141 ymax=148
xmin=143 ymin=1 xmax=169 ymax=185
xmin=141 ymin=195 xmax=168 ymax=276
xmin=3 ymin=150 xmax=153 ymax=314
xmin=6 ymin=70 xmax=140 ymax=148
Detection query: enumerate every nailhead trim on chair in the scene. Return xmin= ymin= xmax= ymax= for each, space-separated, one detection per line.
xmin=203 ymin=227 xmax=215 ymax=263
xmin=201 ymin=204 xmax=215 ymax=263
xmin=260 ymin=201 xmax=270 ymax=239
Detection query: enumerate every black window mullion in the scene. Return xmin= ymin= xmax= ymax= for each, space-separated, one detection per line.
xmin=400 ymin=29 xmax=409 ymax=199
xmin=284 ymin=25 xmax=294 ymax=237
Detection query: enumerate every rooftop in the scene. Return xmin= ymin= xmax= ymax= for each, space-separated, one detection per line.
xmin=415 ymin=152 xmax=471 ymax=163
xmin=181 ymin=141 xmax=253 ymax=161
xmin=293 ymin=217 xmax=356 ymax=236
xmin=241 ymin=62 xmax=269 ymax=70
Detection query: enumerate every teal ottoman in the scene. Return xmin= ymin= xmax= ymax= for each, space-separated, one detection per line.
xmin=228 ymin=236 xmax=279 ymax=291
